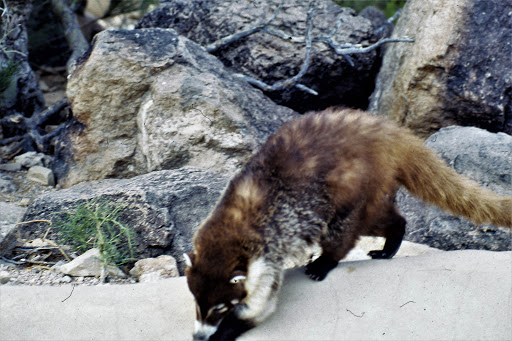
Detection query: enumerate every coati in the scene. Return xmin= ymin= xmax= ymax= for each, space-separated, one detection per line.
xmin=184 ymin=107 xmax=512 ymax=341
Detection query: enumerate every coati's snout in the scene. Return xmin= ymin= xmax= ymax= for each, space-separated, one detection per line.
xmin=184 ymin=253 xmax=247 ymax=340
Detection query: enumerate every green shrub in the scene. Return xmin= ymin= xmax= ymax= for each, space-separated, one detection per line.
xmin=107 ymin=0 xmax=158 ymax=16
xmin=333 ymin=0 xmax=407 ymax=18
xmin=53 ymin=199 xmax=136 ymax=267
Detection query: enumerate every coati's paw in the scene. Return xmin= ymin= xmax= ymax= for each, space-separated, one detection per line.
xmin=305 ymin=255 xmax=338 ymax=281
xmin=368 ymin=250 xmax=392 ymax=259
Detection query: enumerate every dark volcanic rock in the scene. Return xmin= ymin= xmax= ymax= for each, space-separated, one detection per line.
xmin=137 ymin=0 xmax=385 ymax=113
xmin=369 ymin=0 xmax=512 ymax=137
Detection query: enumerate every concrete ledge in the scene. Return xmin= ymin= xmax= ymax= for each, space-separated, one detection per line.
xmin=1 ymin=250 xmax=510 ymax=340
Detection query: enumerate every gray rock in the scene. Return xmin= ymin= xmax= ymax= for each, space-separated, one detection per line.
xmin=14 ymin=152 xmax=52 ymax=169
xmin=0 ymin=202 xmax=26 ymax=224
xmin=0 ymin=162 xmax=22 ymax=172
xmin=0 ymin=223 xmax=19 ymax=258
xmin=369 ymin=0 xmax=512 ymax=137
xmin=59 ymin=276 xmax=72 ymax=284
xmin=58 ymin=248 xmax=126 ymax=277
xmin=20 ymin=167 xmax=229 ymax=274
xmin=137 ymin=0 xmax=382 ymax=113
xmin=398 ymin=126 xmax=512 ymax=251
xmin=0 ymin=173 xmax=17 ymax=193
xmin=0 ymin=270 xmax=11 ymax=284
xmin=27 ymin=166 xmax=55 ymax=186
xmin=57 ymin=28 xmax=297 ymax=188
xmin=0 ymin=202 xmax=27 ymax=257
xmin=129 ymin=255 xmax=179 ymax=282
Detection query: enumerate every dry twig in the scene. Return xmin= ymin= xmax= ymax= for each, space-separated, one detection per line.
xmin=206 ymin=1 xmax=414 ymax=95
xmin=232 ymin=1 xmax=317 ymax=95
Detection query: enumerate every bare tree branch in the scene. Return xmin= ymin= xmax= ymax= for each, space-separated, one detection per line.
xmin=206 ymin=0 xmax=286 ymax=53
xmin=0 ymin=99 xmax=68 ymax=158
xmin=205 ymin=1 xmax=414 ymax=96
xmin=375 ymin=8 xmax=402 ymax=35
xmin=232 ymin=1 xmax=318 ymax=96
xmin=50 ymin=0 xmax=89 ymax=73
xmin=328 ymin=37 xmax=415 ymax=56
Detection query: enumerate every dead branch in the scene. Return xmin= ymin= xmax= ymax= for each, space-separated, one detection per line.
xmin=375 ymin=8 xmax=402 ymax=35
xmin=232 ymin=1 xmax=317 ymax=95
xmin=50 ymin=0 xmax=89 ymax=73
xmin=205 ymin=1 xmax=414 ymax=95
xmin=206 ymin=0 xmax=286 ymax=53
xmin=327 ymin=37 xmax=415 ymax=56
xmin=0 ymin=98 xmax=68 ymax=159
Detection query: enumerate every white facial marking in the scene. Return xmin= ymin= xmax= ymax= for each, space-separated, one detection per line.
xmin=231 ymin=299 xmax=240 ymax=305
xmin=194 ymin=321 xmax=218 ymax=340
xmin=230 ymin=275 xmax=246 ymax=284
xmin=183 ymin=253 xmax=192 ymax=267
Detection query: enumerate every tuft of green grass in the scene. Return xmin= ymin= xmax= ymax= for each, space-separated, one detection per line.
xmin=53 ymin=199 xmax=136 ymax=267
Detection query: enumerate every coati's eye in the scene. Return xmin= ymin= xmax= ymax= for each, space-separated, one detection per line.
xmin=229 ymin=275 xmax=246 ymax=284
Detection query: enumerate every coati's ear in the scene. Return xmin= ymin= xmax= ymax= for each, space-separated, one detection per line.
xmin=230 ymin=275 xmax=247 ymax=284
xmin=183 ymin=252 xmax=195 ymax=268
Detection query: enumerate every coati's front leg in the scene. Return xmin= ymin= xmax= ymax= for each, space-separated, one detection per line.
xmin=367 ymin=207 xmax=406 ymax=259
xmin=208 ymin=310 xmax=255 ymax=341
xmin=210 ymin=292 xmax=280 ymax=341
xmin=210 ymin=261 xmax=282 ymax=340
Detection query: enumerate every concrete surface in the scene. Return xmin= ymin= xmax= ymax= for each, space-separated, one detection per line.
xmin=1 ymin=250 xmax=510 ymax=341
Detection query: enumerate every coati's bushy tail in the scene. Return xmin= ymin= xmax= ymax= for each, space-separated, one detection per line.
xmin=397 ymin=135 xmax=512 ymax=228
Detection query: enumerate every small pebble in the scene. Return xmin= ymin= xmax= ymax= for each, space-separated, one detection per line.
xmin=19 ymin=198 xmax=31 ymax=206
xmin=0 ymin=271 xmax=11 ymax=284
xmin=60 ymin=276 xmax=72 ymax=284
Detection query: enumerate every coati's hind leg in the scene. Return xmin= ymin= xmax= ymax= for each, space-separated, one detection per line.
xmin=367 ymin=207 xmax=406 ymax=259
xmin=305 ymin=212 xmax=359 ymax=281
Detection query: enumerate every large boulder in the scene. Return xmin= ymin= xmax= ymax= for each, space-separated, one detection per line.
xmin=399 ymin=126 xmax=512 ymax=250
xmin=19 ymin=168 xmax=230 ymax=273
xmin=137 ymin=0 xmax=388 ymax=113
xmin=57 ymin=28 xmax=297 ymax=188
xmin=369 ymin=0 xmax=512 ymax=137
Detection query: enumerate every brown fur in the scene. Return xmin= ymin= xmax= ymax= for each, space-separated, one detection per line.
xmin=186 ymin=108 xmax=512 ymax=340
